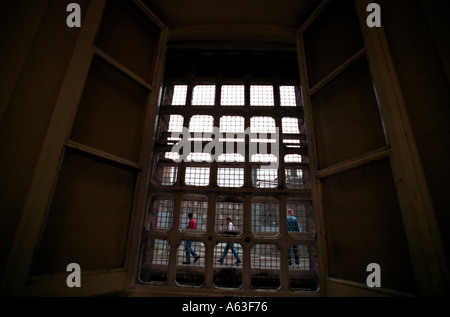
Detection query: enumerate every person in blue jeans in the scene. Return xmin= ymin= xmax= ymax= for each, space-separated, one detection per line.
xmin=183 ymin=213 xmax=200 ymax=264
xmin=217 ymin=217 xmax=242 ymax=265
xmin=287 ymin=209 xmax=301 ymax=266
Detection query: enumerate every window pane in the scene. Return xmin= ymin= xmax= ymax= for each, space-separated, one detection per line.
xmin=146 ymin=198 xmax=174 ymax=230
xmin=172 ymin=85 xmax=188 ymax=105
xmin=218 ymin=168 xmax=244 ymax=188
xmin=251 ymin=199 xmax=279 ymax=235
xmin=150 ymin=239 xmax=170 ymax=264
xmin=280 ymin=86 xmax=297 ymax=107
xmin=288 ymin=244 xmax=311 ymax=269
xmin=286 ymin=200 xmax=313 ymax=234
xmin=139 ymin=238 xmax=169 ymax=283
xmin=192 ymin=85 xmax=215 ymax=105
xmin=161 ymin=166 xmax=177 ymax=185
xmin=221 ymin=85 xmax=245 ymax=106
xmin=251 ymin=244 xmax=280 ymax=290
xmin=215 ymin=198 xmax=244 ymax=235
xmin=177 ymin=240 xmax=205 ymax=285
xmin=285 ymin=168 xmax=305 ymax=189
xmin=185 ymin=167 xmax=210 ymax=186
xmin=252 ymin=168 xmax=278 ymax=188
xmin=250 ymin=117 xmax=276 ymax=133
xmin=189 ymin=115 xmax=213 ymax=132
xmin=282 ymin=117 xmax=300 ymax=134
xmin=214 ymin=242 xmax=243 ymax=288
xmin=168 ymin=114 xmax=184 ymax=132
xmin=219 ymin=116 xmax=245 ymax=133
xmin=250 ymin=85 xmax=274 ymax=106
xmin=180 ymin=196 xmax=208 ymax=232
xmin=284 ymin=154 xmax=303 ymax=163
xmin=214 ymin=242 xmax=243 ymax=267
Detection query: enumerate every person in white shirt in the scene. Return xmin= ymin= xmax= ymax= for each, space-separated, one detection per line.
xmin=217 ymin=217 xmax=242 ymax=264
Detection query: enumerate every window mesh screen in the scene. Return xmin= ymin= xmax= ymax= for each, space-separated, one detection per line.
xmin=250 ymin=85 xmax=274 ymax=106
xmin=218 ymin=168 xmax=244 ymax=187
xmin=192 ymin=85 xmax=215 ymax=105
xmin=215 ymin=200 xmax=244 ymax=234
xmin=280 ymin=85 xmax=297 ymax=107
xmin=143 ymin=50 xmax=315 ymax=293
xmin=146 ymin=199 xmax=174 ymax=230
xmin=221 ymin=85 xmax=245 ymax=106
xmin=180 ymin=197 xmax=208 ymax=231
xmin=252 ymin=168 xmax=278 ymax=188
xmin=171 ymin=85 xmax=188 ymax=105
xmin=185 ymin=167 xmax=210 ymax=186
xmin=282 ymin=117 xmax=300 ymax=134
xmin=251 ymin=200 xmax=279 ymax=235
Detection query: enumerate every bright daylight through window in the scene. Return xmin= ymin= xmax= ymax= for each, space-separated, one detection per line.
xmin=139 ymin=50 xmax=317 ymax=293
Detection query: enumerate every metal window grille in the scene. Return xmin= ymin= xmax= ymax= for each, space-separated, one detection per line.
xmin=288 ymin=244 xmax=311 ymax=270
xmin=185 ymin=167 xmax=210 ymax=186
xmin=251 ymin=244 xmax=281 ymax=290
xmin=142 ymin=50 xmax=316 ymax=293
xmin=214 ymin=242 xmax=243 ymax=266
xmin=284 ymin=154 xmax=303 ymax=163
xmin=221 ymin=85 xmax=245 ymax=106
xmin=251 ymin=244 xmax=280 ymax=269
xmin=280 ymin=85 xmax=297 ymax=107
xmin=150 ymin=239 xmax=170 ymax=264
xmin=282 ymin=117 xmax=300 ymax=134
xmin=192 ymin=85 xmax=216 ymax=105
xmin=251 ymin=200 xmax=279 ymax=234
xmin=189 ymin=115 xmax=214 ymax=133
xmin=283 ymin=139 xmax=302 ymax=148
xmin=251 ymin=168 xmax=278 ymax=188
xmin=250 ymin=116 xmax=276 ymax=133
xmin=146 ymin=199 xmax=174 ymax=230
xmin=217 ymin=168 xmax=244 ymax=188
xmin=167 ymin=114 xmax=184 ymax=132
xmin=171 ymin=85 xmax=188 ymax=105
xmin=180 ymin=198 xmax=208 ymax=231
xmin=176 ymin=240 xmax=205 ymax=286
xmin=178 ymin=240 xmax=205 ymax=266
xmin=285 ymin=168 xmax=304 ymax=189
xmin=161 ymin=166 xmax=177 ymax=185
xmin=250 ymin=85 xmax=274 ymax=106
xmin=219 ymin=116 xmax=245 ymax=133
xmin=286 ymin=202 xmax=310 ymax=233
xmin=213 ymin=242 xmax=243 ymax=288
xmin=215 ymin=199 xmax=244 ymax=234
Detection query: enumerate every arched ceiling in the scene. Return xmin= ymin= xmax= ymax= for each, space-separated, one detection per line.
xmin=142 ymin=0 xmax=320 ymax=45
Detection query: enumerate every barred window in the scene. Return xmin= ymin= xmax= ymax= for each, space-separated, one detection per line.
xmin=140 ymin=50 xmax=316 ymax=293
xmin=192 ymin=85 xmax=216 ymax=105
xmin=221 ymin=85 xmax=245 ymax=106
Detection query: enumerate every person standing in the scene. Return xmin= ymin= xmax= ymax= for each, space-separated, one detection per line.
xmin=183 ymin=213 xmax=200 ymax=264
xmin=287 ymin=209 xmax=300 ymax=266
xmin=218 ymin=217 xmax=242 ymax=264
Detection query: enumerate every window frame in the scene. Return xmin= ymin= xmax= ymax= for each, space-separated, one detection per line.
xmin=139 ymin=50 xmax=317 ymax=293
